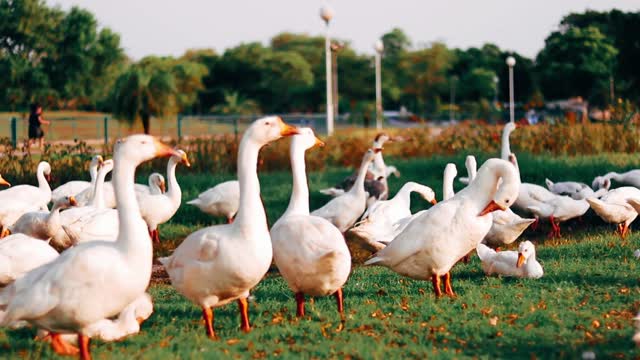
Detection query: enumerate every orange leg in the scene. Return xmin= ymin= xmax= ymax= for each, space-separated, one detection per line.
xmin=621 ymin=223 xmax=630 ymax=239
xmin=530 ymin=218 xmax=539 ymax=231
xmin=238 ymin=298 xmax=251 ymax=333
xmin=443 ymin=272 xmax=456 ymax=297
xmin=547 ymin=216 xmax=561 ymax=238
xmin=78 ymin=334 xmax=91 ymax=360
xmin=50 ymin=333 xmax=79 ymax=356
xmin=0 ymin=228 xmax=10 ymax=238
xmin=334 ymin=288 xmax=344 ymax=316
xmin=431 ymin=274 xmax=443 ymax=297
xmin=227 ymin=217 xmax=234 ymax=224
xmin=202 ymin=307 xmax=216 ymax=339
xmin=295 ymin=292 xmax=305 ymax=317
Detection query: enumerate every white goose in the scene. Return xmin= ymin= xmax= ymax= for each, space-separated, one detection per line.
xmin=55 ymin=160 xmax=118 ymax=248
xmin=0 ymin=135 xmax=179 ymax=359
xmin=187 ymin=180 xmax=240 ymax=223
xmin=458 ymin=155 xmax=476 ymax=185
xmin=0 ymin=162 xmax=52 ymax=235
xmin=8 ymin=196 xmax=77 ymax=240
xmin=476 ymin=241 xmax=543 ymax=279
xmin=365 ymin=158 xmax=520 ymax=297
xmin=545 ymin=178 xmax=608 ymax=200
xmin=51 ymin=155 xmax=103 ymax=202
xmin=593 ymin=170 xmax=640 ymax=190
xmin=350 ymin=182 xmax=437 ymax=251
xmin=526 ymin=195 xmax=590 ymax=238
xmin=271 ymin=128 xmax=351 ymax=319
xmin=74 ymin=171 xmax=165 ymax=208
xmin=159 ymin=117 xmax=298 ymax=339
xmin=137 ymin=150 xmax=190 ymax=243
xmin=587 ymin=187 xmax=640 ymax=238
xmin=460 ymin=154 xmax=536 ymax=247
xmin=0 ymin=234 xmax=59 ymax=286
xmin=311 ymin=149 xmax=379 ymax=232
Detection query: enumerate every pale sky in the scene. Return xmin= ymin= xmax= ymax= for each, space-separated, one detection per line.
xmin=48 ymin=0 xmax=640 ymax=60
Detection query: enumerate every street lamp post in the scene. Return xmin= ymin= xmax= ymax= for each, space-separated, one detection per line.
xmin=320 ymin=5 xmax=334 ymax=135
xmin=374 ymin=40 xmax=384 ymax=130
xmin=506 ymin=56 xmax=516 ymax=123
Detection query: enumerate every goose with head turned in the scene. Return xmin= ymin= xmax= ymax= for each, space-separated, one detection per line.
xmin=476 ymin=240 xmax=543 ymax=279
xmin=365 ymin=158 xmax=520 ymax=297
xmin=271 ymin=128 xmax=351 ymax=320
xmin=8 ymin=196 xmax=77 ymax=240
xmin=525 ymin=195 xmax=589 ymax=238
xmin=350 ymin=181 xmax=437 ymax=252
xmin=593 ymin=170 xmax=640 ymax=190
xmin=159 ymin=117 xmax=299 ymax=339
xmin=137 ymin=150 xmax=190 ymax=243
xmin=501 ymin=122 xmax=517 ymax=160
xmin=312 ymin=149 xmax=380 ymax=233
xmin=187 ymin=180 xmax=240 ymax=224
xmin=545 ymin=178 xmax=607 ymax=200
xmin=587 ymin=187 xmax=640 ymax=239
xmin=51 ymin=155 xmax=103 ymax=203
xmin=0 ymin=135 xmax=180 ymax=359
xmin=0 ymin=162 xmax=52 ymax=235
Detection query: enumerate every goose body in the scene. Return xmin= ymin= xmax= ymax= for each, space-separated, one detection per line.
xmin=526 ymin=194 xmax=590 ymax=237
xmin=160 ymin=117 xmax=299 ymax=339
xmin=0 ymin=162 xmax=52 ymax=230
xmin=312 ymin=149 xmax=379 ymax=232
xmin=587 ymin=187 xmax=640 ymax=238
xmin=545 ymin=178 xmax=607 ymax=200
xmin=476 ymin=241 xmax=543 ymax=278
xmin=8 ymin=196 xmax=77 ymax=240
xmin=187 ymin=180 xmax=240 ymax=223
xmin=51 ymin=156 xmax=103 ymax=203
xmin=271 ymin=128 xmax=350 ymax=317
xmin=0 ymin=234 xmax=59 ymax=286
xmin=74 ymin=173 xmax=165 ymax=208
xmin=365 ymin=158 xmax=521 ymax=297
xmin=137 ymin=151 xmax=190 ymax=242
xmin=0 ymin=135 xmax=179 ymax=358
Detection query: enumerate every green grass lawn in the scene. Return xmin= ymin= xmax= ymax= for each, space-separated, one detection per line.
xmin=2 ymin=152 xmax=640 ymax=358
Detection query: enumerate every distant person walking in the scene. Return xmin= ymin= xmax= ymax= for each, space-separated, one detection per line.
xmin=28 ymin=103 xmax=49 ymax=149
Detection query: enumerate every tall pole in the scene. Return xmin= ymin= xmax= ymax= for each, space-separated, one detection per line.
xmin=374 ymin=40 xmax=384 ymax=130
xmin=506 ymin=56 xmax=516 ymax=123
xmin=320 ymin=6 xmax=334 ymax=135
xmin=331 ymin=42 xmax=343 ymax=122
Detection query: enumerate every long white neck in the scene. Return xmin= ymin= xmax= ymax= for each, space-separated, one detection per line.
xmin=392 ymin=182 xmax=417 ymax=208
xmin=112 ymin=153 xmax=152 ymax=274
xmin=443 ymin=169 xmax=456 ymax=201
xmin=372 ymin=152 xmax=386 ymax=173
xmin=464 ymin=161 xmax=514 ymax=213
xmin=501 ymin=129 xmax=512 ymax=160
xmin=36 ymin=165 xmax=50 ymax=193
xmin=605 ymin=172 xmax=622 ymax=182
xmin=234 ymin=136 xmax=267 ymax=229
xmin=89 ymin=163 xmax=99 ymax=183
xmin=284 ymin=144 xmax=309 ymax=217
xmin=351 ymin=157 xmax=372 ymax=195
xmin=165 ymin=159 xmax=181 ymax=207
xmin=91 ymin=167 xmax=110 ymax=208
xmin=46 ymin=203 xmax=64 ymax=237
xmin=467 ymin=161 xmax=477 ymax=181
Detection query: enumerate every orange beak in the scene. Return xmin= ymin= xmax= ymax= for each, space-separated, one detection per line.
xmin=516 ymin=253 xmax=525 ymax=268
xmin=373 ymin=148 xmax=383 ymax=153
xmin=479 ymin=200 xmax=506 ymax=216
xmin=314 ymin=137 xmax=325 ymax=148
xmin=154 ymin=138 xmax=181 ymax=158
xmin=45 ymin=173 xmax=51 ymax=182
xmin=278 ymin=117 xmax=299 ymax=137
xmin=69 ymin=196 xmax=78 ymax=206
xmin=181 ymin=152 xmax=191 ymax=167
xmin=159 ymin=180 xmax=166 ymax=194
xmin=430 ymin=199 xmax=437 ymax=205
xmin=0 ymin=175 xmax=10 ymax=187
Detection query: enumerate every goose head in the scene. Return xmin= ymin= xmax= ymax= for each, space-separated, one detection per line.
xmin=91 ymin=155 xmax=104 ymax=169
xmin=504 ymin=122 xmax=517 ymax=135
xmin=418 ymin=186 xmax=437 ymax=205
xmin=54 ymin=195 xmax=78 ymax=210
xmin=516 ymin=241 xmax=536 ymax=267
xmin=149 ymin=173 xmax=166 ymax=194
xmin=171 ymin=149 xmax=191 ymax=167
xmin=114 ymin=135 xmax=181 ymax=165
xmin=246 ymin=116 xmax=299 ymax=146
xmin=362 ymin=148 xmax=380 ymax=166
xmin=592 ymin=176 xmax=611 ymax=191
xmin=0 ymin=174 xmax=10 ymax=187
xmin=292 ymin=127 xmax=324 ymax=152
xmin=38 ymin=161 xmax=52 ymax=182
xmin=465 ymin=155 xmax=477 ymax=181
xmin=373 ymin=133 xmax=390 ymax=148
xmin=100 ymin=159 xmax=115 ymax=175
xmin=478 ymin=158 xmax=521 ymax=216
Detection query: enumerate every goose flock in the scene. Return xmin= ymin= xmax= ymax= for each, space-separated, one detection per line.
xmin=0 ymin=116 xmax=639 ymax=358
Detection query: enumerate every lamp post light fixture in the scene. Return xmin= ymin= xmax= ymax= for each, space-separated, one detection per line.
xmin=506 ymin=56 xmax=516 ymax=123
xmin=374 ymin=39 xmax=384 ymax=130
xmin=320 ymin=5 xmax=335 ymax=135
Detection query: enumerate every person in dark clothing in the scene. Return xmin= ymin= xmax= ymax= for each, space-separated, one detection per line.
xmin=28 ymin=103 xmax=49 ymax=149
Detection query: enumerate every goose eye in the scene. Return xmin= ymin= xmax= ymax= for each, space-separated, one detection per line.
xmin=505 ymin=199 xmax=510 ymax=203
xmin=265 ymin=121 xmax=271 ymax=126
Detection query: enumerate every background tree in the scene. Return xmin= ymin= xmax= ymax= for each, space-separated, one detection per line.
xmin=536 ymin=26 xmax=618 ymax=105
